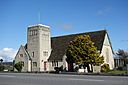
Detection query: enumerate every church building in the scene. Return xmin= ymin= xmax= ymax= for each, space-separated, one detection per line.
xmin=14 ymin=24 xmax=114 ymax=72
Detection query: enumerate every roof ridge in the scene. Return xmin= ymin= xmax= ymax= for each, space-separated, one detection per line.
xmin=52 ymin=29 xmax=107 ymax=38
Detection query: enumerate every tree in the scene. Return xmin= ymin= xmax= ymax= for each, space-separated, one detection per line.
xmin=101 ymin=63 xmax=110 ymax=73
xmin=14 ymin=61 xmax=23 ymax=72
xmin=0 ymin=59 xmax=4 ymax=71
xmin=116 ymin=49 xmax=128 ymax=67
xmin=0 ymin=65 xmax=5 ymax=71
xmin=0 ymin=59 xmax=3 ymax=64
xmin=66 ymin=35 xmax=104 ymax=72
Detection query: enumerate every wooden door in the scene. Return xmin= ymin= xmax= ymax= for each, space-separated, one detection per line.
xmin=44 ymin=62 xmax=47 ymax=71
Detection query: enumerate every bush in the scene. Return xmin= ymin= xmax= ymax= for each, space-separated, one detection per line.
xmin=54 ymin=67 xmax=60 ymax=73
xmin=101 ymin=64 xmax=110 ymax=73
xmin=74 ymin=65 xmax=79 ymax=72
xmin=117 ymin=66 xmax=123 ymax=71
xmin=0 ymin=65 xmax=5 ymax=71
xmin=54 ymin=66 xmax=63 ymax=73
xmin=14 ymin=61 xmax=23 ymax=72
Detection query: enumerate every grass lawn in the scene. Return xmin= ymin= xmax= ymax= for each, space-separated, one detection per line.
xmin=108 ymin=70 xmax=128 ymax=74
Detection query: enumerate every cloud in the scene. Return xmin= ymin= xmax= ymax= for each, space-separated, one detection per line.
xmin=96 ymin=7 xmax=112 ymax=16
xmin=121 ymin=40 xmax=128 ymax=42
xmin=62 ymin=24 xmax=73 ymax=30
xmin=58 ymin=24 xmax=73 ymax=30
xmin=0 ymin=48 xmax=17 ymax=62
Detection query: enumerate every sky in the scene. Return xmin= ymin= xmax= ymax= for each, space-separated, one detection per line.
xmin=0 ymin=0 xmax=128 ymax=62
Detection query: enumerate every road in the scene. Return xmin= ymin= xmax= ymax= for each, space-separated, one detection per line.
xmin=0 ymin=73 xmax=128 ymax=85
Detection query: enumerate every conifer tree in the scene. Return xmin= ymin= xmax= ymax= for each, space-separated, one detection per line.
xmin=66 ymin=35 xmax=104 ymax=72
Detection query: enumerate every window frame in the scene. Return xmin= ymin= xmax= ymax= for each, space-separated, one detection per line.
xmin=32 ymin=52 xmax=34 ymax=57
xmin=19 ymin=54 xmax=23 ymax=57
xmin=33 ymin=62 xmax=37 ymax=67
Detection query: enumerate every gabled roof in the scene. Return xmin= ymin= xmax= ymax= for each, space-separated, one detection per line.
xmin=48 ymin=30 xmax=107 ymax=61
xmin=15 ymin=45 xmax=31 ymax=60
xmin=24 ymin=44 xmax=31 ymax=60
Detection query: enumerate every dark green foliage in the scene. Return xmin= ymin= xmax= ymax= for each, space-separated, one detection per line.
xmin=14 ymin=61 xmax=23 ymax=72
xmin=74 ymin=65 xmax=79 ymax=72
xmin=0 ymin=59 xmax=3 ymax=63
xmin=101 ymin=63 xmax=110 ymax=73
xmin=117 ymin=66 xmax=123 ymax=71
xmin=66 ymin=35 xmax=104 ymax=71
xmin=0 ymin=59 xmax=4 ymax=71
xmin=59 ymin=65 xmax=63 ymax=71
xmin=54 ymin=67 xmax=59 ymax=73
xmin=54 ymin=65 xmax=63 ymax=73
xmin=0 ymin=65 xmax=5 ymax=71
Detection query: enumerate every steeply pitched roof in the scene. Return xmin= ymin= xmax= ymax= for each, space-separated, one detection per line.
xmin=48 ymin=30 xmax=107 ymax=61
xmin=24 ymin=45 xmax=31 ymax=60
xmin=15 ymin=45 xmax=31 ymax=60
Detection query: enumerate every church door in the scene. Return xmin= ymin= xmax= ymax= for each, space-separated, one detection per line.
xmin=44 ymin=62 xmax=47 ymax=71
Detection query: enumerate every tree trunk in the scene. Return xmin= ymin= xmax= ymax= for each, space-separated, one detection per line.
xmin=68 ymin=63 xmax=73 ymax=72
xmin=84 ymin=63 xmax=90 ymax=72
xmin=87 ymin=64 xmax=90 ymax=72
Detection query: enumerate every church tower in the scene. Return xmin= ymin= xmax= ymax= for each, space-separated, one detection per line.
xmin=27 ymin=24 xmax=51 ymax=72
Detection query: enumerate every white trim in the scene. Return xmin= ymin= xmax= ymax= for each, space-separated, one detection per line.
xmin=28 ymin=24 xmax=50 ymax=28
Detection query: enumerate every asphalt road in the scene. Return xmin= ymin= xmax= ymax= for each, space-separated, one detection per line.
xmin=0 ymin=73 xmax=128 ymax=85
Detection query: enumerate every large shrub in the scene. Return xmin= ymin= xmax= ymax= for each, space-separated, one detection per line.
xmin=54 ymin=66 xmax=63 ymax=73
xmin=101 ymin=63 xmax=110 ymax=73
xmin=117 ymin=66 xmax=123 ymax=71
xmin=66 ymin=35 xmax=104 ymax=72
xmin=14 ymin=61 xmax=23 ymax=72
xmin=0 ymin=65 xmax=5 ymax=71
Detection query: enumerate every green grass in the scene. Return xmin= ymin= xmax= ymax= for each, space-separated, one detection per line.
xmin=108 ymin=70 xmax=128 ymax=74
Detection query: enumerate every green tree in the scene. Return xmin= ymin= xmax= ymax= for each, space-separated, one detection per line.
xmin=0 ymin=59 xmax=3 ymax=64
xmin=14 ymin=61 xmax=23 ymax=72
xmin=0 ymin=65 xmax=5 ymax=71
xmin=66 ymin=35 xmax=104 ymax=72
xmin=101 ymin=63 xmax=110 ymax=73
xmin=0 ymin=59 xmax=4 ymax=71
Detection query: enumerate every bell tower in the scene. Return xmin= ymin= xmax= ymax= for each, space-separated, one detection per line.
xmin=27 ymin=24 xmax=51 ymax=72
